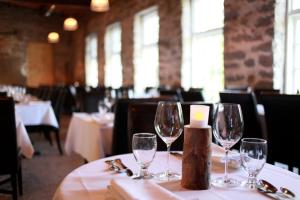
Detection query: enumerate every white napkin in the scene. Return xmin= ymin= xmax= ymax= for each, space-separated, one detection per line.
xmin=108 ymin=178 xmax=183 ymax=200
xmin=212 ymin=143 xmax=241 ymax=169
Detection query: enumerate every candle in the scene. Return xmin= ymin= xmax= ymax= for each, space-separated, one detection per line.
xmin=190 ymin=105 xmax=210 ymax=128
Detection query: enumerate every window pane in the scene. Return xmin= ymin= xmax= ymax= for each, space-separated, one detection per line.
xmin=112 ymin=27 xmax=121 ymax=53
xmin=134 ymin=7 xmax=159 ymax=95
xmin=296 ymin=19 xmax=300 ymax=44
xmin=142 ymin=12 xmax=159 ymax=45
xmin=191 ymin=33 xmax=224 ymax=101
xmin=292 ymin=0 xmax=300 ymax=10
xmin=85 ymin=34 xmax=98 ymax=87
xmin=192 ymin=0 xmax=224 ymax=33
xmin=105 ymin=23 xmax=122 ymax=88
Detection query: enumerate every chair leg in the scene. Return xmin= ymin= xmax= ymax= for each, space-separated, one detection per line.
xmin=54 ymin=129 xmax=63 ymax=155
xmin=44 ymin=131 xmax=53 ymax=146
xmin=18 ymin=165 xmax=23 ymax=195
xmin=11 ymin=174 xmax=18 ymax=200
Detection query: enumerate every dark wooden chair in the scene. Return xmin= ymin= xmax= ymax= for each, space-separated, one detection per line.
xmin=0 ymin=92 xmax=7 ymax=97
xmin=261 ymin=94 xmax=300 ymax=171
xmin=111 ymin=97 xmax=176 ymax=155
xmin=219 ymin=92 xmax=263 ymax=148
xmin=25 ymin=87 xmax=66 ymax=155
xmin=253 ymin=88 xmax=280 ymax=104
xmin=181 ymin=91 xmax=204 ymax=102
xmin=0 ymin=97 xmax=22 ymax=200
xmin=127 ymin=102 xmax=214 ymax=152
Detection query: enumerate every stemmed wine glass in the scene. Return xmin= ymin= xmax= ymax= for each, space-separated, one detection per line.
xmin=212 ymin=103 xmax=244 ymax=187
xmin=132 ymin=133 xmax=157 ymax=179
xmin=154 ymin=101 xmax=184 ymax=180
xmin=240 ymin=138 xmax=267 ymax=189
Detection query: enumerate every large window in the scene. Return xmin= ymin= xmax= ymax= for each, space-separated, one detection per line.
xmin=105 ymin=22 xmax=123 ymax=88
xmin=181 ymin=0 xmax=224 ymax=101
xmin=134 ymin=6 xmax=159 ymax=95
xmin=285 ymin=0 xmax=300 ymax=93
xmin=85 ymin=34 xmax=98 ymax=87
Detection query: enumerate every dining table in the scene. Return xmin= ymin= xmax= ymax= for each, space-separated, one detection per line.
xmin=53 ymin=144 xmax=300 ymax=200
xmin=15 ymin=100 xmax=59 ymax=128
xmin=15 ymin=115 xmax=34 ymax=159
xmin=64 ymin=112 xmax=114 ymax=162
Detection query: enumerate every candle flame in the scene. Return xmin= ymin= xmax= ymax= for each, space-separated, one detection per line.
xmin=195 ymin=112 xmax=204 ymax=120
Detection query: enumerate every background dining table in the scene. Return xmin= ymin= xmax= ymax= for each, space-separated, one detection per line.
xmin=64 ymin=112 xmax=114 ymax=162
xmin=15 ymin=115 xmax=34 ymax=159
xmin=53 ymin=146 xmax=300 ymax=200
xmin=15 ymin=100 xmax=59 ymax=128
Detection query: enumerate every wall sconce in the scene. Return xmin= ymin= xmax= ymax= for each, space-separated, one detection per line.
xmin=48 ymin=32 xmax=59 ymax=43
xmin=90 ymin=0 xmax=109 ymax=12
xmin=63 ymin=17 xmax=78 ymax=31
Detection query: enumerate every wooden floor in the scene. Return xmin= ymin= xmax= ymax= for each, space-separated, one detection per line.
xmin=0 ymin=115 xmax=84 ymax=200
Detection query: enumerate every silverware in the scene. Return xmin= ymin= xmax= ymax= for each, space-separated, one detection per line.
xmin=258 ymin=179 xmax=297 ymax=200
xmin=105 ymin=159 xmax=133 ymax=177
xmin=114 ymin=158 xmax=133 ymax=177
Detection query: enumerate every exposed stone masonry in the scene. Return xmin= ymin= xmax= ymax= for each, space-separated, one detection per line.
xmin=224 ymin=0 xmax=275 ymax=89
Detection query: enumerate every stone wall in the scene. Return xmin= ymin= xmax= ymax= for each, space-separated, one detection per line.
xmin=224 ymin=0 xmax=275 ymax=89
xmin=0 ymin=3 xmax=72 ymax=86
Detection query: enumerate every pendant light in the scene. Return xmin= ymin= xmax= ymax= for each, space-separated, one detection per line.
xmin=90 ymin=0 xmax=109 ymax=12
xmin=63 ymin=17 xmax=78 ymax=31
xmin=48 ymin=32 xmax=59 ymax=43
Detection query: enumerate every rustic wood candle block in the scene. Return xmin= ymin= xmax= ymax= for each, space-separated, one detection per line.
xmin=181 ymin=125 xmax=212 ymax=190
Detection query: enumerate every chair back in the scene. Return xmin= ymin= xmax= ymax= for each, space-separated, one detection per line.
xmin=261 ymin=94 xmax=300 ymax=170
xmin=111 ymin=97 xmax=176 ymax=155
xmin=254 ymin=88 xmax=280 ymax=104
xmin=127 ymin=101 xmax=214 ymax=152
xmin=0 ymin=97 xmax=18 ymax=174
xmin=181 ymin=91 xmax=204 ymax=102
xmin=219 ymin=92 xmax=263 ymax=147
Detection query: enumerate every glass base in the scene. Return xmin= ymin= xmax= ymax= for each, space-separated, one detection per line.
xmin=132 ymin=173 xmax=154 ymax=180
xmin=241 ymin=180 xmax=259 ymax=189
xmin=154 ymin=171 xmax=181 ymax=181
xmin=212 ymin=177 xmax=241 ymax=188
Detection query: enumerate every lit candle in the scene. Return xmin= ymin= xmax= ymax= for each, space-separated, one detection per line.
xmin=190 ymin=105 xmax=210 ymax=128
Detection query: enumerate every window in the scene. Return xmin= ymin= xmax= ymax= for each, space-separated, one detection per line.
xmin=134 ymin=6 xmax=159 ymax=95
xmin=285 ymin=0 xmax=300 ymax=93
xmin=105 ymin=22 xmax=123 ymax=88
xmin=181 ymin=0 xmax=224 ymax=101
xmin=85 ymin=34 xmax=98 ymax=87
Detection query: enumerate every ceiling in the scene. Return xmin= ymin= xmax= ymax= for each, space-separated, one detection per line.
xmin=0 ymin=0 xmax=95 ymax=15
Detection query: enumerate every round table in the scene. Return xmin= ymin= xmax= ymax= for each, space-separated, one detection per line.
xmin=53 ymin=150 xmax=300 ymax=200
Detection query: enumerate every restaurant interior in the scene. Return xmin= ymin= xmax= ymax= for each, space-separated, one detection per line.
xmin=1 ymin=0 xmax=300 ymax=199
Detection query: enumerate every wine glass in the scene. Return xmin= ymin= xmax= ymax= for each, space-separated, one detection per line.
xmin=212 ymin=103 xmax=244 ymax=187
xmin=132 ymin=133 xmax=157 ymax=179
xmin=240 ymin=138 xmax=267 ymax=189
xmin=154 ymin=101 xmax=184 ymax=180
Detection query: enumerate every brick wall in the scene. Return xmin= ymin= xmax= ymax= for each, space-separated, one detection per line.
xmin=224 ymin=0 xmax=275 ymax=89
xmin=0 ymin=3 xmax=72 ymax=85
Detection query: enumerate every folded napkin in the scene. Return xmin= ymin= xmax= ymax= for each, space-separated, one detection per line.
xmin=108 ymin=178 xmax=183 ymax=200
xmin=212 ymin=143 xmax=241 ymax=169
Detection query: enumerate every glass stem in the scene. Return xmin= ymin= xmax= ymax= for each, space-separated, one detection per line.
xmin=166 ymin=144 xmax=171 ymax=177
xmin=224 ymin=149 xmax=229 ymax=182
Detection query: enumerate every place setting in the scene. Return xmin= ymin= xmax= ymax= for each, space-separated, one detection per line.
xmin=102 ymin=102 xmax=299 ymax=200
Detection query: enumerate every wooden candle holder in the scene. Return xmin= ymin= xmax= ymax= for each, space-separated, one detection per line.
xmin=181 ymin=125 xmax=212 ymax=190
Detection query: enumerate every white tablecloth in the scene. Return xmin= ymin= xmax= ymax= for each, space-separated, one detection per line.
xmin=15 ymin=116 xmax=34 ymax=158
xmin=64 ymin=113 xmax=114 ymax=162
xmin=15 ymin=101 xmax=59 ymax=128
xmin=53 ymin=149 xmax=300 ymax=200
